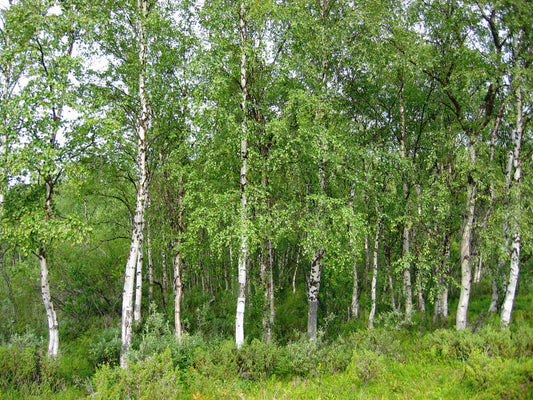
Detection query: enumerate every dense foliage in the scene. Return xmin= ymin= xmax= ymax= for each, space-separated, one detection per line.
xmin=0 ymin=0 xmax=531 ymax=397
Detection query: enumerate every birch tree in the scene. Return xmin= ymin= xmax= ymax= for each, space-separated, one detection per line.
xmin=119 ymin=0 xmax=150 ymax=368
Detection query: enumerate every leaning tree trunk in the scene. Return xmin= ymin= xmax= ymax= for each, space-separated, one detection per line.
xmin=235 ymin=0 xmax=249 ymax=350
xmin=120 ymin=0 xmax=149 ymax=369
xmin=456 ymin=138 xmax=477 ymax=330
xmin=501 ymin=84 xmax=523 ymax=329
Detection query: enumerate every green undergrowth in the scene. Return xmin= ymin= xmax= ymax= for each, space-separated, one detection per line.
xmin=1 ymin=313 xmax=532 ymax=399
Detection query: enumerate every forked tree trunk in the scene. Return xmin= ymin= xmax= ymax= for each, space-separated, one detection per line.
xmin=120 ymin=0 xmax=149 ymax=369
xmin=235 ymin=0 xmax=248 ymax=349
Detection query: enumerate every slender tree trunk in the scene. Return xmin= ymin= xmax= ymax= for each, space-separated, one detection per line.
xmin=501 ymin=84 xmax=523 ymax=329
xmin=349 ymin=186 xmax=359 ymax=319
xmin=120 ymin=0 xmax=149 ymax=368
xmin=399 ymin=89 xmax=412 ymax=323
xmin=146 ymin=219 xmax=154 ymax=304
xmin=35 ymin=178 xmax=60 ymax=359
xmin=161 ymin=236 xmax=168 ymax=309
xmin=133 ymin=232 xmax=144 ymax=322
xmin=235 ymin=0 xmax=248 ymax=349
xmin=368 ymin=217 xmax=381 ymax=329
xmin=307 ymin=249 xmax=323 ymax=339
xmin=261 ymin=239 xmax=275 ymax=342
xmin=173 ymin=180 xmax=184 ymax=338
xmin=433 ymin=232 xmax=450 ymax=324
xmin=351 ymin=259 xmax=360 ymax=319
xmin=382 ymin=232 xmax=396 ymax=312
xmin=38 ymin=244 xmax=59 ymax=359
xmin=292 ymin=247 xmax=300 ymax=294
xmin=456 ymin=139 xmax=477 ymax=330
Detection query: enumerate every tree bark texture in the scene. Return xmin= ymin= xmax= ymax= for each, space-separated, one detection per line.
xmin=456 ymin=140 xmax=477 ymax=330
xmin=235 ymin=0 xmax=248 ymax=350
xmin=120 ymin=0 xmax=149 ymax=368
xmin=501 ymin=84 xmax=523 ymax=329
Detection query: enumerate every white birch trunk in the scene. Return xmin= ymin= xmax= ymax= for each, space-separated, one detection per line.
xmin=39 ymin=245 xmax=59 ymax=358
xmin=399 ymin=93 xmax=412 ymax=323
xmin=173 ymin=181 xmax=184 ymax=338
xmin=307 ymin=250 xmax=323 ymax=339
xmin=368 ymin=218 xmax=381 ymax=329
xmin=501 ymin=84 xmax=523 ymax=329
xmin=173 ymin=246 xmax=183 ymax=338
xmin=120 ymin=0 xmax=149 ymax=368
xmin=456 ymin=140 xmax=477 ymax=330
xmin=133 ymin=231 xmax=144 ymax=322
xmin=146 ymin=219 xmax=154 ymax=304
xmin=235 ymin=0 xmax=248 ymax=349
xmin=349 ymin=186 xmax=359 ymax=319
xmin=351 ymin=259 xmax=360 ymax=319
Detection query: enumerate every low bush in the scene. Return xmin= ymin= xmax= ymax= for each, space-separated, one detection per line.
xmin=92 ymin=347 xmax=180 ymax=400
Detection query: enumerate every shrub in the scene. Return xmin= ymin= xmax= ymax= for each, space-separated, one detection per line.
xmin=88 ymin=328 xmax=121 ymax=367
xmin=92 ymin=347 xmax=180 ymax=400
xmin=0 ymin=333 xmax=63 ymax=393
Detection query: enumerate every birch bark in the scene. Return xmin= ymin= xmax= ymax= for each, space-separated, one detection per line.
xmin=235 ymin=0 xmax=248 ymax=349
xmin=456 ymin=138 xmax=477 ymax=330
xmin=501 ymin=83 xmax=524 ymax=328
xmin=120 ymin=0 xmax=149 ymax=368
xmin=368 ymin=216 xmax=381 ymax=329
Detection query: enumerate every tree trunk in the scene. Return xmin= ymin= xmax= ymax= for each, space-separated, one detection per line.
xmin=39 ymin=244 xmax=59 ymax=358
xmin=501 ymin=84 xmax=523 ymax=329
xmin=173 ymin=180 xmax=184 ymax=338
xmin=133 ymin=232 xmax=144 ymax=322
xmin=349 ymin=185 xmax=359 ymax=319
xmin=456 ymin=140 xmax=477 ymax=330
xmin=368 ymin=217 xmax=381 ymax=329
xmin=351 ymin=259 xmax=360 ymax=319
xmin=399 ymin=90 xmax=412 ymax=323
xmin=146 ymin=219 xmax=154 ymax=304
xmin=307 ymin=249 xmax=323 ymax=339
xmin=235 ymin=0 xmax=248 ymax=349
xmin=120 ymin=0 xmax=149 ymax=369
xmin=433 ymin=232 xmax=450 ymax=324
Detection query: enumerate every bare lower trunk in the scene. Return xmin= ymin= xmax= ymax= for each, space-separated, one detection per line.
xmin=39 ymin=246 xmax=59 ymax=358
xmin=307 ymin=250 xmax=323 ymax=339
xmin=133 ymin=233 xmax=144 ymax=322
xmin=173 ymin=245 xmax=183 ymax=338
xmin=147 ymin=220 xmax=154 ymax=304
xmin=368 ymin=219 xmax=381 ymax=329
xmin=351 ymin=259 xmax=359 ymax=319
xmin=433 ymin=232 xmax=450 ymax=324
xmin=261 ymin=239 xmax=275 ymax=342
xmin=292 ymin=248 xmax=300 ymax=294
xmin=121 ymin=0 xmax=149 ymax=369
xmin=402 ymin=222 xmax=412 ymax=323
xmin=456 ymin=171 xmax=477 ymax=330
xmin=235 ymin=1 xmax=248 ymax=349
xmin=488 ymin=277 xmax=499 ymax=314
xmin=161 ymin=239 xmax=168 ymax=309
xmin=501 ymin=84 xmax=523 ymax=329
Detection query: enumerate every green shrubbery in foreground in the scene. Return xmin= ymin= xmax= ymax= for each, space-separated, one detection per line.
xmin=1 ymin=314 xmax=532 ymax=399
